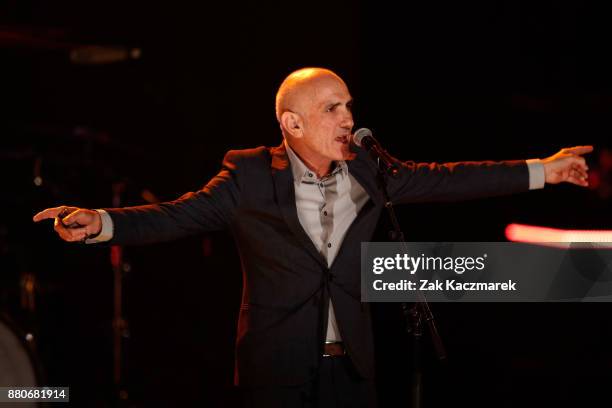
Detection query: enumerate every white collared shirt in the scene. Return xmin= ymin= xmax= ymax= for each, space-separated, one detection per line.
xmin=284 ymin=140 xmax=369 ymax=342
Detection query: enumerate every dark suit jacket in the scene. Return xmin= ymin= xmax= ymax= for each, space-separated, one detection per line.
xmin=103 ymin=143 xmax=529 ymax=387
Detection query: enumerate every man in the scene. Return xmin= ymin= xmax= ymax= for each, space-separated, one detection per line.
xmin=34 ymin=67 xmax=591 ymax=407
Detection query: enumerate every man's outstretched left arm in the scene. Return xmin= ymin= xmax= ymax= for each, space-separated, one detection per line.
xmin=385 ymin=145 xmax=593 ymax=204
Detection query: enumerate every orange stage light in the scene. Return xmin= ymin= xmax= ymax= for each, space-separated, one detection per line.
xmin=505 ymin=223 xmax=612 ymax=248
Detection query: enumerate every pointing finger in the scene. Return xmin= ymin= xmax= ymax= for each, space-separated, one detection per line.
xmin=563 ymin=146 xmax=594 ymax=156
xmin=33 ymin=207 xmax=64 ymax=222
xmin=33 ymin=206 xmax=78 ymax=222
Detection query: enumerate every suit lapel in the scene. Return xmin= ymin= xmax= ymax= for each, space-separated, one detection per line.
xmin=323 ymin=153 xmax=380 ymax=270
xmin=270 ymin=144 xmax=328 ymax=269
xmin=347 ymin=151 xmax=383 ymax=206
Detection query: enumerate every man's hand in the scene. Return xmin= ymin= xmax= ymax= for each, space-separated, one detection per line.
xmin=33 ymin=206 xmax=102 ymax=242
xmin=541 ymin=146 xmax=593 ymax=187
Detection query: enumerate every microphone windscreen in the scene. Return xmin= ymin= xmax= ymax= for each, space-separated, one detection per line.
xmin=352 ymin=128 xmax=372 ymax=147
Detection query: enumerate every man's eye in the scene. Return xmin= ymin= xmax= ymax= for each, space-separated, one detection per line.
xmin=326 ymin=106 xmax=335 ymax=112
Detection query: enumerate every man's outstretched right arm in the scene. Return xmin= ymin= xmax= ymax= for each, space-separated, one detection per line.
xmin=33 ymin=151 xmax=242 ymax=245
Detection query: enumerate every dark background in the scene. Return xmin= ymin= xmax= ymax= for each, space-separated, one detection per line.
xmin=1 ymin=0 xmax=612 ymax=406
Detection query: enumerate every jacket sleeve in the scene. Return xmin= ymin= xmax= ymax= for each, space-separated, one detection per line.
xmin=103 ymin=150 xmax=241 ymax=245
xmin=385 ymin=156 xmax=530 ymax=204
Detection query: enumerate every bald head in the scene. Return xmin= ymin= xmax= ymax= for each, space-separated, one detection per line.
xmin=275 ymin=67 xmax=346 ymax=123
xmin=273 ymin=67 xmax=354 ymax=175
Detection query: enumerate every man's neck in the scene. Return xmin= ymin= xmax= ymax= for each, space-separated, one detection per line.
xmin=285 ymin=141 xmax=333 ymax=178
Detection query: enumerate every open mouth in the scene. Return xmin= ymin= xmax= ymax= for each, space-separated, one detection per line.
xmin=335 ymin=135 xmax=349 ymax=144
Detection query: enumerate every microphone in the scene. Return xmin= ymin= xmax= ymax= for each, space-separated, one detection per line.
xmin=352 ymin=128 xmax=400 ymax=178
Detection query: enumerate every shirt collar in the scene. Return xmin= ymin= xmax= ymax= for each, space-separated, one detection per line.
xmin=283 ymin=139 xmax=348 ymax=184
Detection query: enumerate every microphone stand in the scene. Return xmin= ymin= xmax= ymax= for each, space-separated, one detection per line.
xmin=374 ymin=160 xmax=447 ymax=408
xmin=111 ymin=182 xmax=129 ymax=405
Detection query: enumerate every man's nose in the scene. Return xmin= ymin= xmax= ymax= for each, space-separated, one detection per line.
xmin=340 ymin=111 xmax=354 ymax=129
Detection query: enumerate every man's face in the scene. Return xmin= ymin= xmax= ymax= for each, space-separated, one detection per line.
xmin=299 ymin=76 xmax=354 ymax=163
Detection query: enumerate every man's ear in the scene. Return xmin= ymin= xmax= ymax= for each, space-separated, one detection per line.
xmin=280 ymin=111 xmax=303 ymax=139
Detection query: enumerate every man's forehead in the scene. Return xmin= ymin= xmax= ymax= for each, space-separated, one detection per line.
xmin=276 ymin=70 xmax=351 ymax=116
xmin=302 ymin=76 xmax=351 ymax=104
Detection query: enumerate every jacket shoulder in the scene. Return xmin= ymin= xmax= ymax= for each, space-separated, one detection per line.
xmin=225 ymin=146 xmax=269 ymax=160
xmin=223 ymin=146 xmax=273 ymax=165
xmin=221 ymin=146 xmax=277 ymax=178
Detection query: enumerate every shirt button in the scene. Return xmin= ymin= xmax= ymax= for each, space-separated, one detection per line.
xmin=323 ymin=211 xmax=328 ymax=216
xmin=327 ymin=243 xmax=332 ymax=248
